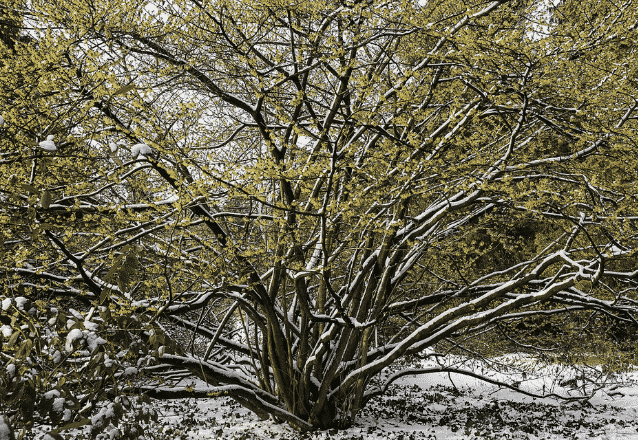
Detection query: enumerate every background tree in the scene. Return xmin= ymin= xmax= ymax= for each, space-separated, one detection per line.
xmin=1 ymin=0 xmax=638 ymax=436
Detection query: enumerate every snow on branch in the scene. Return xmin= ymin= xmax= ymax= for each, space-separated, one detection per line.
xmin=363 ymin=367 xmax=596 ymax=405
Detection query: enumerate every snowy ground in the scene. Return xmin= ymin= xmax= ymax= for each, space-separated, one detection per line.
xmin=35 ymin=355 xmax=638 ymax=439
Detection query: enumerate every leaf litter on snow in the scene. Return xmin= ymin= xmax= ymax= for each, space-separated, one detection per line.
xmin=142 ymin=354 xmax=638 ymax=440
xmin=28 ymin=354 xmax=638 ymax=439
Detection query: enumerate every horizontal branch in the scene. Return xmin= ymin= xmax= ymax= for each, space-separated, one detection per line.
xmin=363 ymin=367 xmax=595 ymax=405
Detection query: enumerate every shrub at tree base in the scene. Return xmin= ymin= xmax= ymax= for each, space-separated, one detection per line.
xmin=1 ymin=0 xmax=638 ymax=437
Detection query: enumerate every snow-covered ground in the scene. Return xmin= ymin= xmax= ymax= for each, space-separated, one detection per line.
xmin=34 ymin=355 xmax=638 ymax=439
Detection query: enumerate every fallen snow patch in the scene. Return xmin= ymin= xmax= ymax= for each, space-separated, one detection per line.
xmin=0 ymin=415 xmax=13 ymax=440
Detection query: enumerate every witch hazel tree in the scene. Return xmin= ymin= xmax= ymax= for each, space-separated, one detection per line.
xmin=1 ymin=0 xmax=638 ymax=436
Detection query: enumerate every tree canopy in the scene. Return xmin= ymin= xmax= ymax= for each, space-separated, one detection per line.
xmin=1 ymin=0 xmax=638 ymax=436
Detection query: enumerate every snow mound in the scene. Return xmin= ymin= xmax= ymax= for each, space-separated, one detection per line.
xmin=39 ymin=135 xmax=57 ymax=151
xmin=131 ymin=143 xmax=153 ymax=158
xmin=84 ymin=320 xmax=100 ymax=331
xmin=52 ymin=350 xmax=62 ymax=364
xmin=123 ymin=367 xmax=138 ymax=376
xmin=86 ymin=331 xmax=107 ymax=352
xmin=44 ymin=390 xmax=61 ymax=400
xmin=109 ymin=142 xmax=118 ymax=153
xmin=0 ymin=325 xmax=12 ymax=338
xmin=52 ymin=397 xmax=65 ymax=414
xmin=65 ymin=328 xmax=84 ymax=351
xmin=14 ymin=297 xmax=27 ymax=310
